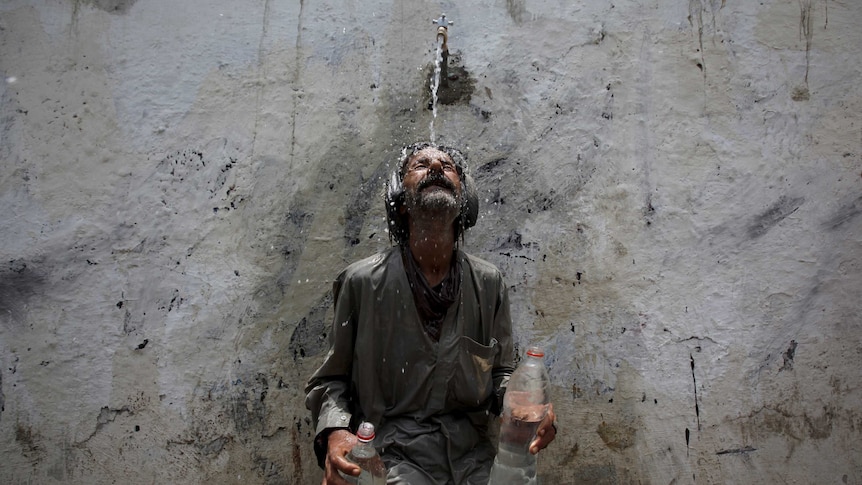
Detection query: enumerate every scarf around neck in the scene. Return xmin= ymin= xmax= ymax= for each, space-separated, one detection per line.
xmin=401 ymin=245 xmax=461 ymax=341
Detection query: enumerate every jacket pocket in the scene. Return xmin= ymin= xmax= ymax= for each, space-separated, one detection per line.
xmin=448 ymin=337 xmax=498 ymax=408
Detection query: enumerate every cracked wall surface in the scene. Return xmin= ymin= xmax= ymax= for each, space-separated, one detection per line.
xmin=1 ymin=0 xmax=861 ymax=483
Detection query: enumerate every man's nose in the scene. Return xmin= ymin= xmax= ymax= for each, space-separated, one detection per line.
xmin=428 ymin=157 xmax=445 ymax=173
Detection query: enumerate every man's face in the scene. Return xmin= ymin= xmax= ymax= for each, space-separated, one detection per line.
xmin=401 ymin=147 xmax=463 ymax=217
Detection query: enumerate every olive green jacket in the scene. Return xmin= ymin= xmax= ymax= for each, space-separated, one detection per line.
xmin=305 ymin=246 xmax=515 ymax=484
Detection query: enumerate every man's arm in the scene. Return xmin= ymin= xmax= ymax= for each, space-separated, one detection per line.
xmin=304 ymin=272 xmax=358 ymax=469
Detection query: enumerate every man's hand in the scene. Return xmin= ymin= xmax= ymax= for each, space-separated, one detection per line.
xmin=529 ymin=403 xmax=557 ymax=454
xmin=322 ymin=429 xmax=360 ymax=485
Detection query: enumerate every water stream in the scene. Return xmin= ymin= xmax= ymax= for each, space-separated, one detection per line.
xmin=429 ymin=41 xmax=443 ymax=143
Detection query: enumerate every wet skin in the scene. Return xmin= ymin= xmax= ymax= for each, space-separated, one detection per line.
xmin=400 ymin=147 xmax=463 ymax=287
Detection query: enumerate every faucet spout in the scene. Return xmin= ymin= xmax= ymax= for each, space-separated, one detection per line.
xmin=432 ymin=13 xmax=453 ymax=53
xmin=436 ymin=26 xmax=448 ymax=52
xmin=432 ymin=13 xmax=452 ymax=87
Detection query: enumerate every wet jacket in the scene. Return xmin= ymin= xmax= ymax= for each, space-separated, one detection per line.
xmin=305 ymin=246 xmax=515 ymax=484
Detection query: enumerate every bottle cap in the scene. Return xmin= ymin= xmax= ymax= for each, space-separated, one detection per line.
xmin=526 ymin=346 xmax=544 ymax=358
xmin=357 ymin=422 xmax=375 ymax=441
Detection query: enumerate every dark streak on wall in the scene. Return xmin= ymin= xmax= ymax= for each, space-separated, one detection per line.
xmin=717 ymin=445 xmax=757 ymax=455
xmin=82 ymin=0 xmax=138 ymax=15
xmin=779 ymin=340 xmax=798 ymax=371
xmin=15 ymin=421 xmax=42 ymax=457
xmin=275 ymin=209 xmax=315 ymax=294
xmin=747 ymin=196 xmax=805 ymax=239
xmin=291 ymin=423 xmax=304 ymax=484
xmin=289 ymin=292 xmax=334 ymax=362
xmin=344 ymin=158 xmax=389 ymax=247
xmin=0 ymin=259 xmax=43 ymax=327
xmin=690 ymin=354 xmax=701 ymax=431
xmin=823 ymin=195 xmax=862 ymax=230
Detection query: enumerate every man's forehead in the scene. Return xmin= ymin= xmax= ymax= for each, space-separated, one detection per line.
xmin=409 ymin=147 xmax=452 ymax=161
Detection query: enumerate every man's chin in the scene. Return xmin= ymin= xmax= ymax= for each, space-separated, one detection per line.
xmin=414 ymin=191 xmax=460 ymax=213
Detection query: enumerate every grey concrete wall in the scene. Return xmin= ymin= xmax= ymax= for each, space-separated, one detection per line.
xmin=1 ymin=0 xmax=860 ymax=483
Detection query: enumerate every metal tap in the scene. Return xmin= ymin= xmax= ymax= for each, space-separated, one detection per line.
xmin=433 ymin=13 xmax=453 ymax=52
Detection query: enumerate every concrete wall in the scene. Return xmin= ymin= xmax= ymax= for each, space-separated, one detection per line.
xmin=1 ymin=0 xmax=860 ymax=483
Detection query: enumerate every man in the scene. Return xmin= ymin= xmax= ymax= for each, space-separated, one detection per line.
xmin=305 ymin=142 xmax=556 ymax=484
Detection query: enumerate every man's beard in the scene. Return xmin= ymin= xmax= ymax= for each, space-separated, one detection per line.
xmin=405 ymin=174 xmax=462 ymax=216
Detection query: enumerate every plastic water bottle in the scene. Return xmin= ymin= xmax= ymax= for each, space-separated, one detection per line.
xmin=341 ymin=422 xmax=386 ymax=485
xmin=488 ymin=346 xmax=550 ymax=485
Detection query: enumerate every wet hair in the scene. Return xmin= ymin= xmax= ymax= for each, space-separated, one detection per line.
xmin=385 ymin=142 xmax=479 ymax=246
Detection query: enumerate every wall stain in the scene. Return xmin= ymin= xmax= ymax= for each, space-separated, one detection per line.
xmin=291 ymin=423 xmax=304 ymax=484
xmin=561 ymin=442 xmax=579 ymax=464
xmin=747 ymin=196 xmax=805 ymax=239
xmin=597 ymin=420 xmax=636 ymax=451
xmin=344 ymin=156 xmax=389 ymax=247
xmin=716 ymin=445 xmax=757 ymax=455
xmin=15 ymin=420 xmax=44 ymax=459
xmin=740 ymin=403 xmax=835 ymax=441
xmin=275 ymin=208 xmax=315 ymax=294
xmin=425 ymin=54 xmax=476 ymax=108
xmin=688 ymin=0 xmax=726 ymax=76
xmin=823 ymin=195 xmax=862 ymax=230
xmin=506 ymin=0 xmax=528 ymax=25
xmin=288 ymin=292 xmax=334 ymax=362
xmin=253 ymin=451 xmax=286 ymax=485
xmin=200 ymin=436 xmax=231 ymax=456
xmin=793 ymin=0 xmax=814 ymax=100
xmin=0 ymin=259 xmax=44 ymax=326
xmin=779 ymin=340 xmax=798 ymax=371
xmin=569 ymin=464 xmax=618 ymax=483
xmin=86 ymin=0 xmax=138 ymax=14
xmin=229 ymin=388 xmax=265 ymax=435
xmin=691 ymin=354 xmax=702 ymax=431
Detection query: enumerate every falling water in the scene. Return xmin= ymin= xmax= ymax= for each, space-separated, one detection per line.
xmin=429 ymin=41 xmax=443 ymax=143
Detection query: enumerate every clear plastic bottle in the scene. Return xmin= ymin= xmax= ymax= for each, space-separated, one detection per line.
xmin=488 ymin=346 xmax=550 ymax=485
xmin=341 ymin=422 xmax=387 ymax=485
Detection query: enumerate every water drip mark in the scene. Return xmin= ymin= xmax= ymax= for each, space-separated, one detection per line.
xmin=688 ymin=1 xmax=706 ymax=76
xmin=687 ymin=0 xmax=726 ymax=78
xmin=800 ymin=0 xmax=813 ymax=85
xmin=690 ymin=354 xmax=701 ymax=431
xmin=793 ymin=0 xmax=815 ymax=100
xmin=685 ymin=427 xmax=690 ymax=454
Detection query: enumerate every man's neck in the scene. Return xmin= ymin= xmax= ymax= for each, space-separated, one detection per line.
xmin=408 ymin=222 xmax=456 ymax=287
